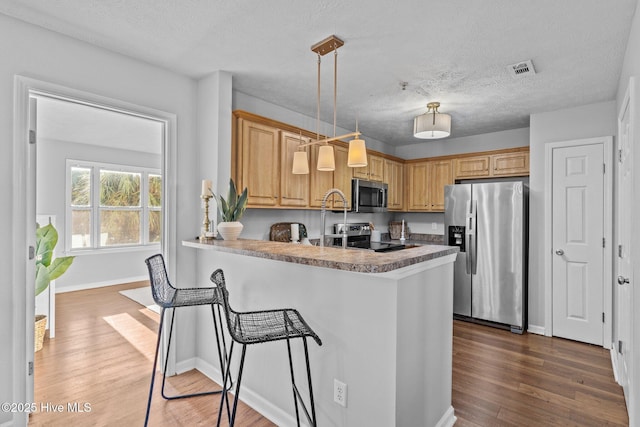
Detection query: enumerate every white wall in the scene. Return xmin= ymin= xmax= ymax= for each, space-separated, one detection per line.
xmin=36 ymin=139 xmax=160 ymax=290
xmin=2 ymin=13 xmax=198 ymax=425
xmin=395 ymin=127 xmax=530 ymax=160
xmin=528 ymin=101 xmax=617 ymax=332
xmin=616 ymin=0 xmax=640 ymax=424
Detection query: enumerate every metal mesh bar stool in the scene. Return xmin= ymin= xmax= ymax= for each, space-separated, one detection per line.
xmin=210 ymin=268 xmax=322 ymax=427
xmin=144 ymin=254 xmax=230 ymax=426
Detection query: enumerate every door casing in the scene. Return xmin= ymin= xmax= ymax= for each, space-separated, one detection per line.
xmin=543 ymin=136 xmax=613 ymax=347
xmin=12 ymin=75 xmax=178 ymax=425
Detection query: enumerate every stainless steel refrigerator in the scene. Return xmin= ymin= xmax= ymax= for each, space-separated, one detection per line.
xmin=444 ymin=182 xmax=528 ymax=333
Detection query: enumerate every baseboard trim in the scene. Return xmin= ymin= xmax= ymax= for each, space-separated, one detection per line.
xmin=55 ymin=276 xmax=148 ymax=293
xmin=610 ymin=345 xmax=621 ymax=384
xmin=527 ymin=324 xmax=546 ymax=335
xmin=435 ymin=406 xmax=457 ymax=427
xmin=175 ymin=357 xmax=197 ymax=376
xmin=194 ymin=357 xmax=296 ymax=427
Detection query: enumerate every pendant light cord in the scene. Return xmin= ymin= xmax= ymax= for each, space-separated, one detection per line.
xmin=316 ymin=53 xmax=321 ymax=141
xmin=333 ymin=44 xmax=337 ymax=138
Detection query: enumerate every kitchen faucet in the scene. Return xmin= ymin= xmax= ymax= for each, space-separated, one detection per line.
xmin=320 ymin=188 xmax=348 ymax=248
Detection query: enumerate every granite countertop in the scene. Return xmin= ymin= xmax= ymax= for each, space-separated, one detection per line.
xmin=183 ymin=238 xmax=458 ymax=274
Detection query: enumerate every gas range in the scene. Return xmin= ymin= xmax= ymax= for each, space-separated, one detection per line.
xmin=333 ymin=223 xmax=406 ymax=252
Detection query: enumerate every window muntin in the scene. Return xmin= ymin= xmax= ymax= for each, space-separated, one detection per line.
xmin=67 ymin=161 xmax=161 ymax=252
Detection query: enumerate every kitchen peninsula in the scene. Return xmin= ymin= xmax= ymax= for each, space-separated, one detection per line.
xmin=184 ymin=238 xmax=458 ymax=427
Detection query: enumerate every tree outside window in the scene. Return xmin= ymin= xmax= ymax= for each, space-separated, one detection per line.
xmin=68 ymin=161 xmax=161 ymax=251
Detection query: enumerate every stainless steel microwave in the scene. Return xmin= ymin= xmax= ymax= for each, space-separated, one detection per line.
xmin=351 ymin=179 xmax=388 ymax=213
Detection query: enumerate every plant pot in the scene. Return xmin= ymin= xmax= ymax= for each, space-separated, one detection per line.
xmin=217 ymin=221 xmax=243 ymax=241
xmin=35 ymin=314 xmax=47 ymax=352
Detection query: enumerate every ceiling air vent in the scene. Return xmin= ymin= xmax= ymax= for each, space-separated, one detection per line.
xmin=507 ymin=60 xmax=536 ymax=78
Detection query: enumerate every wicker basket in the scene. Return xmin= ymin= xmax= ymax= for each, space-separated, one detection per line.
xmin=35 ymin=314 xmax=47 ymax=352
xmin=389 ymin=221 xmax=410 ymax=240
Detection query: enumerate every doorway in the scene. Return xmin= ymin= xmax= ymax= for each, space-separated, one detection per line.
xmin=615 ymin=77 xmax=634 ymax=409
xmin=13 ymin=76 xmax=178 ymax=418
xmin=544 ymin=136 xmax=613 ymax=347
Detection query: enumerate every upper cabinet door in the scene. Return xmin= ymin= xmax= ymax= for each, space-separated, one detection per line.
xmin=428 ymin=160 xmax=453 ymax=211
xmin=384 ymin=159 xmax=404 ymax=211
xmin=406 ymin=162 xmax=429 ymax=211
xmin=280 ymin=131 xmax=310 ymax=207
xmin=453 ymin=156 xmax=490 ymax=179
xmin=491 ymin=152 xmax=529 ymax=176
xmin=369 ymin=155 xmax=385 ymax=182
xmin=240 ymin=119 xmax=280 ymax=207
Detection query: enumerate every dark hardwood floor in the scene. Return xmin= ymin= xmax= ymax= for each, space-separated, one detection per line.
xmin=32 ymin=283 xmax=628 ymax=426
xmin=453 ymin=320 xmax=628 ymax=426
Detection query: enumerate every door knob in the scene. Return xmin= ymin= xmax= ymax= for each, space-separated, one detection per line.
xmin=618 ymin=276 xmax=630 ymax=285
xmin=555 ymin=249 xmax=564 ymax=255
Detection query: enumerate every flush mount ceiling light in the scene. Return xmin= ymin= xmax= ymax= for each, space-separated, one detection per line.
xmin=413 ymin=102 xmax=451 ymax=139
xmin=292 ymin=35 xmax=367 ymax=174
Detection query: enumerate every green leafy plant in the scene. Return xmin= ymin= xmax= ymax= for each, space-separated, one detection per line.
xmin=214 ymin=178 xmax=248 ymax=222
xmin=36 ymin=223 xmax=75 ymax=296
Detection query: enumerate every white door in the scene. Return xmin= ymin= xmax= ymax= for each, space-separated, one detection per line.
xmin=616 ymin=79 xmax=634 ymax=403
xmin=552 ymin=143 xmax=605 ymax=345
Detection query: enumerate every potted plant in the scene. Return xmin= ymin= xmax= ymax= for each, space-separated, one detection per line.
xmin=35 ymin=222 xmax=75 ymax=351
xmin=213 ymin=178 xmax=248 ymax=240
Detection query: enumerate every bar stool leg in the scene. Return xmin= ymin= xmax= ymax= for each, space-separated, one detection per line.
xmin=144 ymin=307 xmax=166 ymax=427
xmin=217 ymin=342 xmax=235 ymax=427
xmin=229 ymin=345 xmax=248 ymax=427
xmin=286 ymin=335 xmax=302 ymax=426
xmin=160 ymin=308 xmax=177 ymax=399
xmin=303 ymin=337 xmax=318 ymax=427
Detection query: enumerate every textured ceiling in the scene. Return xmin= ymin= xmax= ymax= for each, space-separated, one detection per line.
xmin=2 ymin=0 xmax=636 ymax=145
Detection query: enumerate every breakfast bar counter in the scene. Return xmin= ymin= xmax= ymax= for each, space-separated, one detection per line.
xmin=186 ymin=238 xmax=458 ymax=427
xmin=183 ymin=237 xmax=458 ymax=274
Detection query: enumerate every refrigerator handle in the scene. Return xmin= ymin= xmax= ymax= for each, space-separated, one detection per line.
xmin=470 ymin=200 xmax=478 ymax=274
xmin=465 ymin=201 xmax=472 ymax=274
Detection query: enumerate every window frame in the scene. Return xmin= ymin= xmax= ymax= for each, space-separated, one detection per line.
xmin=65 ymin=159 xmax=162 ymax=254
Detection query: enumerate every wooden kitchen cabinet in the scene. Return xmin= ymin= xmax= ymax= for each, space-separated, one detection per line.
xmin=453 ymin=155 xmax=490 ymax=179
xmin=332 ymin=145 xmax=352 ymax=210
xmin=428 ymin=160 xmax=453 ymax=211
xmin=454 ymin=150 xmax=529 ymax=179
xmin=384 ymin=159 xmax=404 ymax=211
xmin=279 ymin=131 xmax=309 ymax=207
xmin=491 ymin=151 xmax=529 ymax=176
xmin=238 ymin=119 xmax=280 ymax=207
xmin=406 ymin=162 xmax=429 ymax=211
xmin=309 ymin=144 xmax=335 ymax=208
xmin=406 ymin=160 xmax=452 ymax=212
xmin=352 ymin=154 xmax=384 ymax=182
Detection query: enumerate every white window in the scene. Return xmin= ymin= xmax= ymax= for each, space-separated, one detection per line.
xmin=66 ymin=160 xmax=162 ymax=252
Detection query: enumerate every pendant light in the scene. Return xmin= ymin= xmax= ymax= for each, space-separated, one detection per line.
xmin=292 ymin=132 xmax=309 ymax=174
xmin=347 ymin=120 xmax=368 ymax=167
xmin=290 ymin=35 xmax=368 ymax=174
xmin=414 ymin=102 xmax=451 ymax=139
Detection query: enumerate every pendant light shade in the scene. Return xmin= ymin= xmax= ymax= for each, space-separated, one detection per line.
xmin=347 ymin=137 xmax=368 ymax=167
xmin=414 ymin=102 xmax=451 ymax=139
xmin=292 ymin=150 xmax=309 ymax=174
xmin=317 ymin=145 xmax=335 ymax=171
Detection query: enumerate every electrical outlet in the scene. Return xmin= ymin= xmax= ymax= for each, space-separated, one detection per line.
xmin=333 ymin=379 xmax=347 ymax=407
xmin=432 ymin=222 xmax=438 ymax=230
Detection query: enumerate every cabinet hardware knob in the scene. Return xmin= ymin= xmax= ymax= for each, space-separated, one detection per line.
xmin=555 ymin=249 xmax=564 ymax=255
xmin=618 ymin=276 xmax=630 ymax=285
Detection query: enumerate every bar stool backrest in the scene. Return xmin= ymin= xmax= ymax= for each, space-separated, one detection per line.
xmin=145 ymin=254 xmax=177 ymax=308
xmin=209 ymin=268 xmax=241 ymax=342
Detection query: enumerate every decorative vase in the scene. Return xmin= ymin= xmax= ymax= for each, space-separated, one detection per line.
xmin=35 ymin=314 xmax=47 ymax=352
xmin=217 ymin=221 xmax=243 ymax=241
